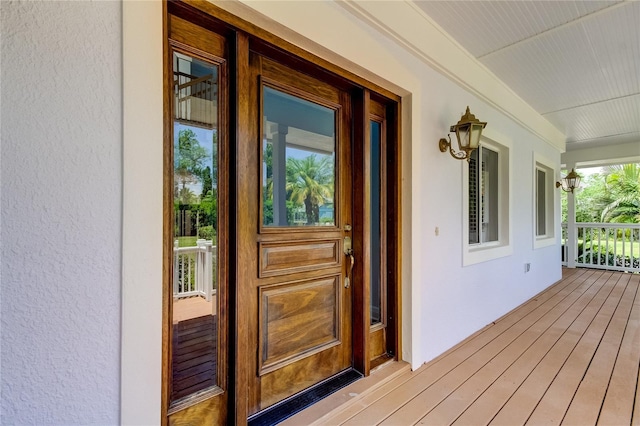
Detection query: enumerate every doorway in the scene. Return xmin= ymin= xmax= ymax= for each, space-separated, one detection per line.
xmin=163 ymin=3 xmax=401 ymax=424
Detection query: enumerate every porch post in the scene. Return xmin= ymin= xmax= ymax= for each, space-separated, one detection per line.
xmin=566 ymin=162 xmax=577 ymax=268
xmin=273 ymin=124 xmax=288 ymax=226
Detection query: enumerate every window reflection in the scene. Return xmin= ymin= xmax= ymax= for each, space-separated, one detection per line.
xmin=171 ymin=52 xmax=219 ymax=401
xmin=262 ymin=86 xmax=336 ymax=227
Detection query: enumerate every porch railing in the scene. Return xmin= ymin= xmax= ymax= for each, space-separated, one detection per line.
xmin=562 ymin=222 xmax=639 ymax=273
xmin=173 ymin=239 xmax=217 ymax=300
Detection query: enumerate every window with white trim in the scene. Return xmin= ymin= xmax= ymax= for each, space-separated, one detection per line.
xmin=534 ymin=156 xmax=555 ymax=248
xmin=463 ymin=138 xmax=511 ymax=266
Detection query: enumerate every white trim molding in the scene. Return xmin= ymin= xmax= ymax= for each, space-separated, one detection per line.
xmin=533 ymin=152 xmax=557 ymax=249
xmin=122 ymin=1 xmax=164 ymax=424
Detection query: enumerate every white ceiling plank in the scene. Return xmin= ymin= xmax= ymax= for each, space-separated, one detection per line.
xmin=414 ymin=0 xmax=639 ymax=150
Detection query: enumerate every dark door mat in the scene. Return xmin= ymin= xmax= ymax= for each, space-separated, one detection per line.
xmin=247 ymin=369 xmax=363 ymax=426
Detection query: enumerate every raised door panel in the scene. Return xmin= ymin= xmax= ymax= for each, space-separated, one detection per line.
xmin=259 ymin=276 xmax=341 ymax=374
xmin=259 ymin=240 xmax=341 ymax=277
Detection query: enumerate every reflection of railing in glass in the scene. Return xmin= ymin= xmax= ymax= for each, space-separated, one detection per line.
xmin=173 ymin=239 xmax=217 ymax=300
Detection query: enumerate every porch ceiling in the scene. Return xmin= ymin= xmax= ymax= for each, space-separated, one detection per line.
xmin=414 ymin=1 xmax=640 ymax=151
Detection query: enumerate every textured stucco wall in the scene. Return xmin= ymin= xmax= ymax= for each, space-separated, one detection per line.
xmin=1 ymin=2 xmax=122 ymax=424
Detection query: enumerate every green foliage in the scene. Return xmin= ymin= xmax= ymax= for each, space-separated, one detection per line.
xmin=175 ymin=129 xmax=210 ymax=194
xmin=176 ymin=236 xmax=197 ymax=247
xmin=201 ymin=166 xmax=213 ymax=198
xmin=601 ymin=163 xmax=640 ymax=223
xmin=197 ymin=225 xmax=216 ymax=240
xmin=574 ymin=173 xmax=612 ymax=222
xmin=199 ymin=190 xmax=218 ymax=231
xmin=286 ymin=154 xmax=334 ymax=225
xmin=263 ymin=198 xmax=295 ymax=225
xmin=571 ymin=163 xmax=640 ymax=224
xmin=172 ymin=128 xmax=219 ymax=240
xmin=263 ymin=143 xmax=334 ymax=226
xmin=176 ymin=187 xmax=198 ymax=205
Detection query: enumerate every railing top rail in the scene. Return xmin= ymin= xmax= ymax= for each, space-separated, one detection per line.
xmin=562 ymin=222 xmax=640 ymax=229
xmin=174 ymin=245 xmax=217 ymax=254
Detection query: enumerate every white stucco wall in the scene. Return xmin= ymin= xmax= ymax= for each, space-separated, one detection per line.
xmin=1 ymin=2 xmax=122 ymax=424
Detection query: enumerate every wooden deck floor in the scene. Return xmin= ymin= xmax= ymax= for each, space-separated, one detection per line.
xmin=171 ymin=314 xmax=217 ymax=401
xmin=285 ymin=268 xmax=640 ymax=425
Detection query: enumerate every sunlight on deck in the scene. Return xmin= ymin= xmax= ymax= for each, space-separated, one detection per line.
xmin=173 ymin=295 xmax=216 ymax=324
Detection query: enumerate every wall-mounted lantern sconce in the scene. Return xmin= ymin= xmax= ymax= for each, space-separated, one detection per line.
xmin=556 ymin=168 xmax=581 ymax=193
xmin=439 ymin=106 xmax=487 ymax=161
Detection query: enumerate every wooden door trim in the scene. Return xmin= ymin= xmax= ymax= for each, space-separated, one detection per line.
xmin=352 ymin=89 xmax=371 ymax=375
xmin=161 ymin=3 xmax=171 ymax=422
xmin=386 ymin=99 xmax=402 ymax=361
xmin=233 ymin=30 xmax=252 ymax=426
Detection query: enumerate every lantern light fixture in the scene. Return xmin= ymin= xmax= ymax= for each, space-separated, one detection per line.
xmin=556 ymin=168 xmax=581 ymax=193
xmin=439 ymin=106 xmax=487 ymax=161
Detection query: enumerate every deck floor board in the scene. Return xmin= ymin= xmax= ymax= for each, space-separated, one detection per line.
xmin=285 ymin=268 xmax=640 ymax=426
xmin=171 ymin=314 xmax=217 ymax=401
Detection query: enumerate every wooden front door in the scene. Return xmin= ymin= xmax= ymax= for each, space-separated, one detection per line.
xmin=239 ymin=52 xmax=354 ymax=415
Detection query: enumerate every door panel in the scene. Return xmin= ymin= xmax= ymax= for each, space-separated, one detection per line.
xmin=259 ymin=239 xmax=341 ymax=278
xmin=245 ymin=53 xmax=353 ymax=414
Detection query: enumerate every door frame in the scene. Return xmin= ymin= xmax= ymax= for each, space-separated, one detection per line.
xmin=162 ymin=2 xmax=403 ymax=424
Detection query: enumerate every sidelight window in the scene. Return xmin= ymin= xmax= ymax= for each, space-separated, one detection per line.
xmin=171 ymin=51 xmax=221 ymax=402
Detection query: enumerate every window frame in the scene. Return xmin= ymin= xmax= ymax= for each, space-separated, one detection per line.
xmin=533 ymin=153 xmax=556 ymax=249
xmin=462 ymin=136 xmax=512 ymax=266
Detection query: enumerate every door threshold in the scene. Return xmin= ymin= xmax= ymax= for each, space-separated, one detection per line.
xmin=279 ymin=361 xmax=411 ymax=425
xmin=247 ymin=369 xmax=363 ymax=426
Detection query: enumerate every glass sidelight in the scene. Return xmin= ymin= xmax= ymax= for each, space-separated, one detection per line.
xmin=262 ymin=86 xmax=336 ymax=227
xmin=367 ymin=97 xmax=393 ymax=369
xmin=370 ymin=121 xmax=383 ymax=325
xmin=171 ymin=52 xmax=220 ymax=402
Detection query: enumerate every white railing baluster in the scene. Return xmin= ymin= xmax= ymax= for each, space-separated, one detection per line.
xmin=596 ymin=227 xmax=601 ymax=266
xmin=173 ymin=240 xmax=179 ymax=296
xmin=631 ymin=229 xmax=635 ymax=268
xmin=203 ymin=241 xmax=213 ymax=302
xmin=589 ymin=228 xmax=593 ymax=265
xmin=622 ymin=228 xmax=627 ymax=266
xmin=605 ymin=228 xmax=610 ymax=266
